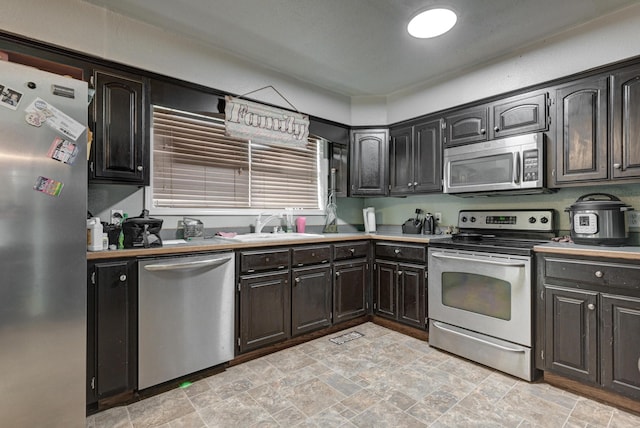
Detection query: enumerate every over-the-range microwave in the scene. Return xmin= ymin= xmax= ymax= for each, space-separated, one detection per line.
xmin=443 ymin=132 xmax=551 ymax=196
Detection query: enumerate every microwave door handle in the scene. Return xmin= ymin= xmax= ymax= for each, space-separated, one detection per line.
xmin=513 ymin=152 xmax=521 ymax=184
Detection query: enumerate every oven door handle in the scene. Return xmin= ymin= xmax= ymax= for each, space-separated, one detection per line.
xmin=432 ymin=321 xmax=526 ymax=353
xmin=430 ymin=252 xmax=526 ymax=267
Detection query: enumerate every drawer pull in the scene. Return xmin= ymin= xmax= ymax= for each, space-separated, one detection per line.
xmin=119 ymin=274 xmax=127 ymax=282
xmin=394 ymin=249 xmax=401 ymax=254
xmin=397 ymin=270 xmax=403 ymax=276
xmin=294 ymin=277 xmax=300 ymax=284
xmin=587 ymin=303 xmax=595 ymax=311
xmin=595 ymin=271 xmax=604 ymax=278
xmin=349 ymin=248 xmax=355 ymax=254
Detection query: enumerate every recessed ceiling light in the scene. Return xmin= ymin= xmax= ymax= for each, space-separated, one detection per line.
xmin=407 ymin=8 xmax=457 ymax=39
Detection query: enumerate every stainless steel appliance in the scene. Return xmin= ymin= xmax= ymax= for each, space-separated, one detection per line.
xmin=0 ymin=62 xmax=87 ymax=426
xmin=428 ymin=209 xmax=556 ymax=380
xmin=138 ymin=252 xmax=235 ymax=390
xmin=566 ymin=193 xmax=634 ymax=246
xmin=443 ymin=133 xmax=548 ymax=196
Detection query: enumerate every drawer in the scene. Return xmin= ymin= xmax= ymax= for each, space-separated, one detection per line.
xmin=333 ymin=241 xmax=370 ymax=260
xmin=292 ymin=245 xmax=331 ymax=266
xmin=375 ymin=242 xmax=426 ymax=263
xmin=544 ymin=257 xmax=640 ymax=292
xmin=240 ymin=249 xmax=290 ymax=273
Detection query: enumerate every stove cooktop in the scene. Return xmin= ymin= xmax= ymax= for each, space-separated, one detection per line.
xmin=428 ymin=209 xmax=557 ymax=256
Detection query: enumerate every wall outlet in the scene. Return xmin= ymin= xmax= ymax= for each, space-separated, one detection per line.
xmin=110 ymin=209 xmax=124 ymax=225
xmin=629 ymin=211 xmax=640 ymax=228
xmin=434 ymin=212 xmax=442 ymax=223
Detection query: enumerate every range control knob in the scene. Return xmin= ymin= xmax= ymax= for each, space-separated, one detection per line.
xmin=529 ymin=217 xmax=537 ymax=224
xmin=470 ymin=217 xmax=476 ymax=223
xmin=461 ymin=216 xmax=468 ymax=223
xmin=540 ymin=216 xmax=549 ymax=224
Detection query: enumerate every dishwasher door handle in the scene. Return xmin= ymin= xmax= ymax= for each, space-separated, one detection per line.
xmin=143 ymin=256 xmax=232 ymax=271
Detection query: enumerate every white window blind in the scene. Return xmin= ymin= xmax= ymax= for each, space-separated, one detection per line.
xmin=152 ymin=105 xmax=320 ymax=210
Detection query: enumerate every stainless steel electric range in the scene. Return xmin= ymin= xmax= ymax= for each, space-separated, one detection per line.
xmin=428 ymin=209 xmax=557 ymax=381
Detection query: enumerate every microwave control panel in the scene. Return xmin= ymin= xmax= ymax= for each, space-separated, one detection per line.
xmin=522 ymin=149 xmax=539 ymax=182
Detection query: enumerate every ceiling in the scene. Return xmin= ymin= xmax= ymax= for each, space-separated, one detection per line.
xmin=85 ymin=0 xmax=639 ymax=97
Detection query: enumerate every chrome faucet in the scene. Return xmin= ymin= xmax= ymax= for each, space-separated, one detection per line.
xmin=254 ymin=213 xmax=283 ymax=233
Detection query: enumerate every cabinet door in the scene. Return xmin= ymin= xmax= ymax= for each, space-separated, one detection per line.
xmin=92 ymin=70 xmax=148 ymax=184
xmin=554 ymin=76 xmax=608 ymax=183
xmin=333 ymin=260 xmax=367 ymax=323
xmin=444 ymin=106 xmax=488 ymax=146
xmin=239 ymin=271 xmax=290 ymax=353
xmin=330 ymin=142 xmax=349 ymax=197
xmin=544 ymin=286 xmax=598 ymax=383
xmin=350 ymin=129 xmax=388 ymax=196
xmin=374 ymin=260 xmax=397 ymax=319
xmin=490 ymin=92 xmax=548 ymax=139
xmin=389 ymin=126 xmax=413 ymax=195
xmin=413 ymin=118 xmax=443 ymax=193
xmin=397 ymin=263 xmax=426 ymax=329
xmin=292 ymin=265 xmax=332 ymax=336
xmin=91 ymin=261 xmax=137 ymax=399
xmin=612 ymin=66 xmax=640 ymax=179
xmin=601 ymin=294 xmax=640 ymax=399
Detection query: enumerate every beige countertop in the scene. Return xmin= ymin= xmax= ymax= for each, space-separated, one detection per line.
xmin=86 ymin=232 xmax=441 ymax=260
xmin=534 ymin=242 xmax=640 ymax=261
xmin=87 ymin=232 xmax=640 ymax=261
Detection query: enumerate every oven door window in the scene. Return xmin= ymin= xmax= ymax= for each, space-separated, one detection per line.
xmin=449 ymin=153 xmax=513 ymax=186
xmin=441 ymin=272 xmax=511 ymax=320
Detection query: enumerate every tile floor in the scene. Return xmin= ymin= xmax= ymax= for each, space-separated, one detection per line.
xmin=86 ymin=323 xmax=640 ymax=428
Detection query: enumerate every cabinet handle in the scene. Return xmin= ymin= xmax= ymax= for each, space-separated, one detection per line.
xmin=480 ymin=128 xmax=486 ymax=135
xmin=119 ymin=274 xmax=127 ymax=282
xmin=595 ymin=271 xmax=604 ymax=278
xmin=494 ymin=126 xmax=500 ymax=132
xmin=394 ymin=249 xmax=401 ymax=254
xmin=413 ymin=181 xmax=418 ymax=186
xmin=335 ymin=271 xmax=341 ymax=277
xmin=137 ymin=166 xmax=143 ymax=171
xmin=408 ymin=182 xmax=413 ymax=187
xmin=397 ymin=270 xmax=403 ymax=276
xmin=587 ymin=303 xmax=595 ymax=311
xmin=294 ymin=277 xmax=300 ymax=284
xmin=349 ymin=248 xmax=355 ymax=255
xmin=613 ymin=163 xmax=621 ymax=170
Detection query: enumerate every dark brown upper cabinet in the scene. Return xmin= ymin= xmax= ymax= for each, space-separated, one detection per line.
xmin=389 ymin=118 xmax=442 ymax=195
xmin=350 ymin=129 xmax=389 ymax=196
xmin=91 ymin=69 xmax=149 ymax=185
xmin=490 ymin=91 xmax=548 ymax=139
xmin=443 ymin=106 xmax=488 ymax=147
xmin=553 ymin=75 xmax=609 ymax=184
xmin=612 ymin=64 xmax=640 ymax=179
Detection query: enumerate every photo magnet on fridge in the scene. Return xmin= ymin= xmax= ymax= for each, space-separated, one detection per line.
xmin=33 ymin=176 xmax=64 ymax=197
xmin=47 ymin=137 xmax=78 ymax=165
xmin=0 ymin=86 xmax=23 ymax=110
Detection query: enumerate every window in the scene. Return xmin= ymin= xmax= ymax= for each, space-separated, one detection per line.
xmin=151 ymin=105 xmax=323 ymax=212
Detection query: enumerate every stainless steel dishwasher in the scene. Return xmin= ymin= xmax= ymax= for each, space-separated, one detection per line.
xmin=138 ymin=252 xmax=235 ymax=390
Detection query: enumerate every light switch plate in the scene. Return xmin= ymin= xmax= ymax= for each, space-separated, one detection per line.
xmin=629 ymin=211 xmax=640 ymax=228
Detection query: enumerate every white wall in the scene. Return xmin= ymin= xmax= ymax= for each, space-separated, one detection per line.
xmin=1 ymin=0 xmax=351 ymax=124
xmin=383 ymin=3 xmax=640 ymax=125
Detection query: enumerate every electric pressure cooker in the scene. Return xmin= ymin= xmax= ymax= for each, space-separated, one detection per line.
xmin=565 ymin=193 xmax=634 ymax=246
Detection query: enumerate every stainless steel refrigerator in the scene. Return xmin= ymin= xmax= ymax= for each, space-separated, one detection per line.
xmin=0 ymin=61 xmax=87 ymax=427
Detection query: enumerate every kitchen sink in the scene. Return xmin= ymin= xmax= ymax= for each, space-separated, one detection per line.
xmin=218 ymin=232 xmax=324 ymax=242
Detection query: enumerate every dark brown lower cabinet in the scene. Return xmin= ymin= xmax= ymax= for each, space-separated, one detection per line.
xmin=292 ymin=265 xmax=332 ymax=336
xmin=333 ymin=259 xmax=368 ymax=323
xmin=601 ymin=294 xmax=640 ymax=399
xmin=544 ymin=286 xmax=598 ymax=383
xmin=374 ymin=260 xmax=426 ymax=329
xmin=87 ymin=260 xmax=137 ymax=409
xmin=239 ymin=271 xmax=290 ymax=353
xmin=538 ymin=253 xmax=640 ymax=403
